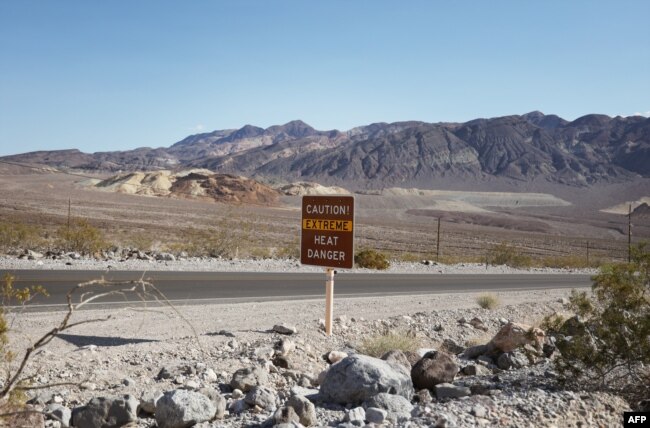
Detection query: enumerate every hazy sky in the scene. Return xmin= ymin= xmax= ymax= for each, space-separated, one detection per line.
xmin=1 ymin=1 xmax=649 ymax=156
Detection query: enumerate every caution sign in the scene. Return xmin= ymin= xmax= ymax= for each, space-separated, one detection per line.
xmin=301 ymin=195 xmax=354 ymax=269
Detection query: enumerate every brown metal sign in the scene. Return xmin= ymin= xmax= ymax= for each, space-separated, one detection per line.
xmin=301 ymin=195 xmax=354 ymax=269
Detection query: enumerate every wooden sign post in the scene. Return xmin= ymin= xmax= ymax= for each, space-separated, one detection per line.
xmin=300 ymin=195 xmax=354 ymax=336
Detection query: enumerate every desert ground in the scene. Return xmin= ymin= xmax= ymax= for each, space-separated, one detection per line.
xmin=1 ymin=166 xmax=648 ymax=264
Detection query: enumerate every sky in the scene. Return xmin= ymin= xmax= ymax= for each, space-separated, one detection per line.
xmin=0 ymin=1 xmax=649 ymax=156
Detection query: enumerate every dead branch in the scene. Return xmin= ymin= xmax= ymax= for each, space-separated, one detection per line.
xmin=0 ymin=276 xmax=202 ymax=401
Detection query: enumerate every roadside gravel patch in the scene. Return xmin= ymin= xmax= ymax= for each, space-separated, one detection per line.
xmin=0 ymin=256 xmax=598 ymax=275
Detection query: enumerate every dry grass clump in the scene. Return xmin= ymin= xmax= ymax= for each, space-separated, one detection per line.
xmin=56 ymin=219 xmax=108 ymax=255
xmin=359 ymin=331 xmax=419 ymax=358
xmin=0 ymin=222 xmax=43 ymax=252
xmin=488 ymin=242 xmax=532 ymax=268
xmin=355 ymin=249 xmax=390 ymax=270
xmin=540 ymin=255 xmax=601 ymax=269
xmin=476 ymin=293 xmax=500 ymax=310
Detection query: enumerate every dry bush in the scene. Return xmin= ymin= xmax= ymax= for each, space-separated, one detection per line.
xmin=476 ymin=293 xmax=499 ymax=310
xmin=553 ymin=243 xmax=650 ymax=409
xmin=56 ymin=219 xmax=108 ymax=255
xmin=540 ymin=255 xmax=601 ymax=269
xmin=355 ymin=249 xmax=390 ymax=270
xmin=360 ymin=331 xmax=419 ymax=358
xmin=488 ymin=242 xmax=532 ymax=268
xmin=0 ymin=222 xmax=43 ymax=253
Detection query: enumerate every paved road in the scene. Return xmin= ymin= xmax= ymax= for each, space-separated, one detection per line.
xmin=3 ymin=269 xmax=592 ymax=311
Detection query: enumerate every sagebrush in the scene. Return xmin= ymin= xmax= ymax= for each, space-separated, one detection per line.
xmin=552 ymin=242 xmax=649 ymax=409
xmin=355 ymin=249 xmax=390 ymax=270
xmin=360 ymin=331 xmax=419 ymax=358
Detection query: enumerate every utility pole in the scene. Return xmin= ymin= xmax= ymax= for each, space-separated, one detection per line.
xmin=628 ymin=204 xmax=632 ymax=263
xmin=586 ymin=241 xmax=590 ymax=265
xmin=67 ymin=198 xmax=71 ymax=232
xmin=436 ymin=217 xmax=441 ymax=262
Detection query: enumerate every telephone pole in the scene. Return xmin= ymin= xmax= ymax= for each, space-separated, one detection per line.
xmin=628 ymin=204 xmax=632 ymax=263
xmin=436 ymin=217 xmax=441 ymax=262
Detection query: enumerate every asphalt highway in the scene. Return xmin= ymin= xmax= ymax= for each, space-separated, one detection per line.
xmin=2 ymin=269 xmax=592 ymax=311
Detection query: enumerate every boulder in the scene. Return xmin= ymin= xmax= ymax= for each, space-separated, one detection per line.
xmin=363 ymin=392 xmax=413 ymax=422
xmin=345 ymin=407 xmax=366 ymax=423
xmin=411 ymin=351 xmax=459 ymax=390
xmin=198 ymin=387 xmax=226 ymax=419
xmin=287 ymin=395 xmax=317 ymax=426
xmin=380 ymin=350 xmax=411 ymax=374
xmin=139 ymin=390 xmax=163 ymax=414
xmin=273 ymin=324 xmax=298 ymax=335
xmin=319 ymin=354 xmax=414 ymax=405
xmin=278 ymin=339 xmax=296 ymax=356
xmin=244 ymin=386 xmax=277 ymax=410
xmin=273 ymin=355 xmax=292 ymax=369
xmin=461 ymin=344 xmax=488 ymax=360
xmin=327 ymin=350 xmax=348 ymax=364
xmin=45 ymin=404 xmax=71 ymax=428
xmin=435 ymin=383 xmax=471 ymax=399
xmin=366 ymin=407 xmax=388 ymax=424
xmin=274 ymin=406 xmax=300 ymax=425
xmin=496 ymin=351 xmax=529 ymax=370
xmin=230 ymin=366 xmax=268 ymax=392
xmin=71 ymin=395 xmax=138 ymax=428
xmin=489 ymin=322 xmax=545 ymax=352
xmin=155 ymin=390 xmax=216 ymax=428
xmin=442 ymin=338 xmax=465 ymax=355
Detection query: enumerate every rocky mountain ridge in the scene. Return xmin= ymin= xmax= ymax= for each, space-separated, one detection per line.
xmin=3 ymin=113 xmax=649 ymax=189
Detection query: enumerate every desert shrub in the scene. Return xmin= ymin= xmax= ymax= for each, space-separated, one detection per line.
xmin=275 ymin=242 xmax=300 ymax=259
xmin=476 ymin=293 xmax=499 ymax=310
xmin=355 ymin=249 xmax=390 ymax=270
xmin=359 ymin=331 xmax=419 ymax=358
xmin=0 ymin=222 xmax=43 ymax=252
xmin=488 ymin=242 xmax=532 ymax=268
xmin=168 ymin=225 xmax=246 ymax=258
xmin=56 ymin=219 xmax=108 ymax=255
xmin=541 ymin=255 xmax=601 ymax=269
xmin=127 ymin=232 xmax=155 ymax=252
xmin=553 ymin=242 xmax=649 ymax=408
xmin=539 ymin=312 xmax=566 ymax=333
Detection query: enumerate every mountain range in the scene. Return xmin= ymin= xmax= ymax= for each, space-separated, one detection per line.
xmin=3 ymin=112 xmax=649 ymax=189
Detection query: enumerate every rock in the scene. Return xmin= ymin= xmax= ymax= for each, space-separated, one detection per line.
xmin=287 ymin=395 xmax=317 ymax=426
xmin=156 ymin=252 xmax=176 ymax=261
xmin=185 ymin=380 xmax=200 ymax=390
xmin=471 ymin=404 xmax=487 ymax=418
xmin=273 ymin=323 xmax=298 ymax=335
xmin=121 ymin=377 xmax=136 ymax=387
xmin=558 ymin=297 xmax=570 ymax=305
xmin=489 ymin=322 xmax=545 ymax=352
xmin=411 ymin=351 xmax=459 ymax=390
xmin=345 ymin=406 xmax=366 ymax=423
xmin=45 ymin=404 xmax=71 ymax=428
xmin=273 ymin=355 xmax=292 ymax=369
xmin=327 ymin=350 xmax=348 ymax=364
xmin=319 ymin=354 xmax=414 ymax=405
xmin=442 ymin=339 xmax=465 ymax=355
xmin=71 ymin=395 xmax=138 ymax=428
xmin=461 ymin=364 xmax=490 ymax=376
xmin=254 ymin=346 xmax=275 ymax=359
xmin=470 ymin=317 xmax=488 ymax=331
xmin=229 ymin=399 xmax=248 ymax=414
xmin=363 ymin=392 xmax=413 ymax=422
xmin=380 ymin=350 xmax=411 ymax=376
xmin=413 ymin=389 xmax=433 ymax=404
xmin=244 ymin=385 xmax=277 ymax=410
xmin=198 ymin=387 xmax=226 ymax=419
xmin=230 ymin=366 xmax=268 ymax=392
xmin=461 ymin=344 xmax=488 ymax=359
xmin=155 ymin=390 xmax=216 ymax=428
xmin=278 ymin=339 xmax=296 ymax=356
xmin=404 ymin=351 xmax=421 ymax=367
xmin=496 ymin=351 xmax=529 ymax=370
xmin=435 ymin=383 xmax=471 ymax=399
xmin=365 ymin=407 xmax=388 ymax=424
xmin=139 ymin=390 xmax=163 ymax=414
xmin=231 ymin=389 xmax=244 ymax=399
xmin=202 ymin=368 xmax=218 ymax=382
xmin=274 ymin=406 xmax=301 ymax=425
xmin=498 ymin=318 xmax=509 ymax=325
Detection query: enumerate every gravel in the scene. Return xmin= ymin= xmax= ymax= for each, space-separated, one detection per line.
xmin=0 ymin=256 xmax=598 ymax=275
